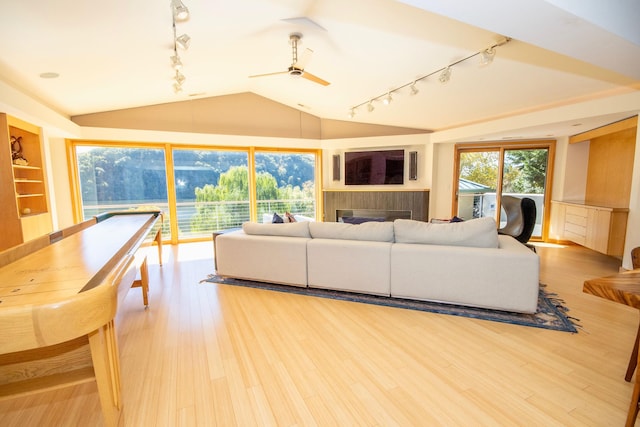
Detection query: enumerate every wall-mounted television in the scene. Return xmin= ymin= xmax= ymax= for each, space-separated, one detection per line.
xmin=345 ymin=149 xmax=405 ymax=185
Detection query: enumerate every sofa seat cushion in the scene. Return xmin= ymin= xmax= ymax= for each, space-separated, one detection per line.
xmin=242 ymin=221 xmax=311 ymax=238
xmin=390 ymin=235 xmax=539 ymax=313
xmin=309 ymin=221 xmax=394 ymax=242
xmin=394 ymin=217 xmax=499 ymax=248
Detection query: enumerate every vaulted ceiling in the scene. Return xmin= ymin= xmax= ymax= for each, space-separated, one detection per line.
xmin=0 ymin=0 xmax=638 ymax=140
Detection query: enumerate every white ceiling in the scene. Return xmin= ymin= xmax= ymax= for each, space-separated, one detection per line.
xmin=0 ymin=0 xmax=638 ymax=140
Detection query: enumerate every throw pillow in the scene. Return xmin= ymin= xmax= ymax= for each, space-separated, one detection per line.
xmin=272 ymin=213 xmax=284 ymax=223
xmin=285 ymin=212 xmax=297 ymax=223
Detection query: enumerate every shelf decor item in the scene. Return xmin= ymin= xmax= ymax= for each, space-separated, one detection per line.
xmin=11 ymin=136 xmax=28 ymax=165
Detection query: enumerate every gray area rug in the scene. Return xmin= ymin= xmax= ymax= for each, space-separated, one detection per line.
xmin=202 ymin=275 xmax=579 ymax=333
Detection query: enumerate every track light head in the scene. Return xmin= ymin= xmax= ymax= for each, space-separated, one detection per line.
xmin=410 ymin=82 xmax=419 ymax=95
xmin=383 ymin=92 xmax=393 ymax=105
xmin=171 ymin=0 xmax=190 ymax=21
xmin=173 ymin=82 xmax=183 ymax=93
xmin=367 ymin=101 xmax=375 ymax=112
xmin=176 ymin=33 xmax=191 ymax=50
xmin=439 ymin=67 xmax=451 ymax=84
xmin=170 ymin=54 xmax=183 ymax=70
xmin=174 ymin=71 xmax=186 ymax=85
xmin=480 ymin=47 xmax=495 ymax=65
xmin=348 ymin=108 xmax=356 ymax=119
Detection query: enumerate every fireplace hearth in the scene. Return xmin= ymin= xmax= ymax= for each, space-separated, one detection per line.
xmin=336 ymin=209 xmax=412 ymax=223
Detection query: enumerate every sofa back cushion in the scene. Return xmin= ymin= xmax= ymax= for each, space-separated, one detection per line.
xmin=242 ymin=221 xmax=311 ymax=238
xmin=394 ymin=217 xmax=499 ymax=248
xmin=309 ymin=221 xmax=394 ymax=242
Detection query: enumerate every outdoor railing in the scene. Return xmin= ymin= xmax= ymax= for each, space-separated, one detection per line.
xmin=82 ymin=198 xmax=316 ymax=240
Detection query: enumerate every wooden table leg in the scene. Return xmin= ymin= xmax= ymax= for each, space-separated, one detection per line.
xmin=154 ymin=229 xmax=162 ymax=266
xmin=626 ymin=318 xmax=640 ymax=382
xmin=88 ymin=320 xmax=122 ymax=427
xmin=626 ymin=369 xmax=640 ymax=426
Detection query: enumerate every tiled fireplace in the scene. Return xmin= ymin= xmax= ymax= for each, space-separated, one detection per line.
xmin=323 ymin=190 xmax=429 ymax=222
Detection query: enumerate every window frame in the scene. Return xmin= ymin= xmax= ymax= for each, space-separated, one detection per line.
xmin=66 ymin=140 xmax=322 ymax=245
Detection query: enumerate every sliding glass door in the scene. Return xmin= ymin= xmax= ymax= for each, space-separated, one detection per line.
xmin=455 ymin=141 xmax=554 ymax=240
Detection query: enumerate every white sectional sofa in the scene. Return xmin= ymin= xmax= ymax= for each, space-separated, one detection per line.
xmin=214 ymin=217 xmax=540 ymax=313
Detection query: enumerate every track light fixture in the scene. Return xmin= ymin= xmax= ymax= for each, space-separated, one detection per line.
xmin=480 ymin=47 xmax=495 ymax=65
xmin=169 ymin=1 xmax=190 ymax=93
xmin=171 ymin=0 xmax=190 ymax=21
xmin=438 ymin=67 xmax=451 ymax=84
xmin=348 ymin=37 xmax=511 ymax=117
xmin=176 ymin=33 xmax=191 ymax=50
xmin=170 ymin=54 xmax=183 ymax=70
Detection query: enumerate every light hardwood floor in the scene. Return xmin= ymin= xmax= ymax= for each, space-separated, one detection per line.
xmin=0 ymin=241 xmax=636 ymax=426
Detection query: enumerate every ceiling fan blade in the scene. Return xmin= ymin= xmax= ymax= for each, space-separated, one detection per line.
xmin=249 ymin=70 xmax=288 ymax=79
xmin=294 ymin=48 xmax=313 ymax=69
xmin=301 ymin=71 xmax=330 ymax=86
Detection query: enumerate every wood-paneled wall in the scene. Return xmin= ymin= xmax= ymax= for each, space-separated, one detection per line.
xmin=585 ymin=126 xmax=636 ymax=207
xmin=323 ymin=190 xmax=429 ymax=222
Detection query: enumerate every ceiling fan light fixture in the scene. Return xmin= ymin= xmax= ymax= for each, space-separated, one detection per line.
xmin=439 ymin=67 xmax=451 ymax=84
xmin=171 ymin=0 xmax=190 ymax=21
xmin=176 ymin=33 xmax=191 ymax=50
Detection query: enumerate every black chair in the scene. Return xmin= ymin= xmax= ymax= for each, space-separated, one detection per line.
xmin=498 ymin=195 xmax=537 ymax=249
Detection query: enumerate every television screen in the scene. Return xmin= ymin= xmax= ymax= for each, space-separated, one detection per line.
xmin=345 ymin=149 xmax=404 ymax=185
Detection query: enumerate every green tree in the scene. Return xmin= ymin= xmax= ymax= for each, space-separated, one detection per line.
xmin=459 ymin=152 xmax=498 ymax=189
xmin=190 ymin=166 xmax=282 ymax=231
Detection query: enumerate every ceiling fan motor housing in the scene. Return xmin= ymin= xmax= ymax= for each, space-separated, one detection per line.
xmin=288 ymin=67 xmax=304 ymax=76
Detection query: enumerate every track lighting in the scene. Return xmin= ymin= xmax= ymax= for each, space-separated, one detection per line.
xmin=438 ymin=67 xmax=451 ymax=84
xmin=176 ymin=33 xmax=191 ymax=50
xmin=171 ymin=0 xmax=189 ymax=21
xmin=169 ymin=1 xmax=190 ymax=93
xmin=347 ymin=37 xmax=511 ymax=118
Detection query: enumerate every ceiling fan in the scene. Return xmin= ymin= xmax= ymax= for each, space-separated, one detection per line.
xmin=250 ymin=33 xmax=330 ymax=86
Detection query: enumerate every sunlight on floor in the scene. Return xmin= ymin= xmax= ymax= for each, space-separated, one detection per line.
xmin=530 ymin=242 xmax=567 ymax=249
xmin=174 ymin=241 xmax=214 ymax=262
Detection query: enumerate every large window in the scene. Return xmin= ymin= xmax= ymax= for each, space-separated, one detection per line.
xmin=74 ymin=145 xmax=171 ymax=237
xmin=255 ymin=151 xmax=317 ymax=223
xmin=172 ymin=148 xmax=249 ymax=239
xmin=69 ymin=141 xmax=320 ymax=243
xmin=454 ymin=141 xmax=554 ymax=240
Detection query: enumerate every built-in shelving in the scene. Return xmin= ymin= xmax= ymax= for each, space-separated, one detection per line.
xmin=0 ymin=113 xmax=52 ymax=250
